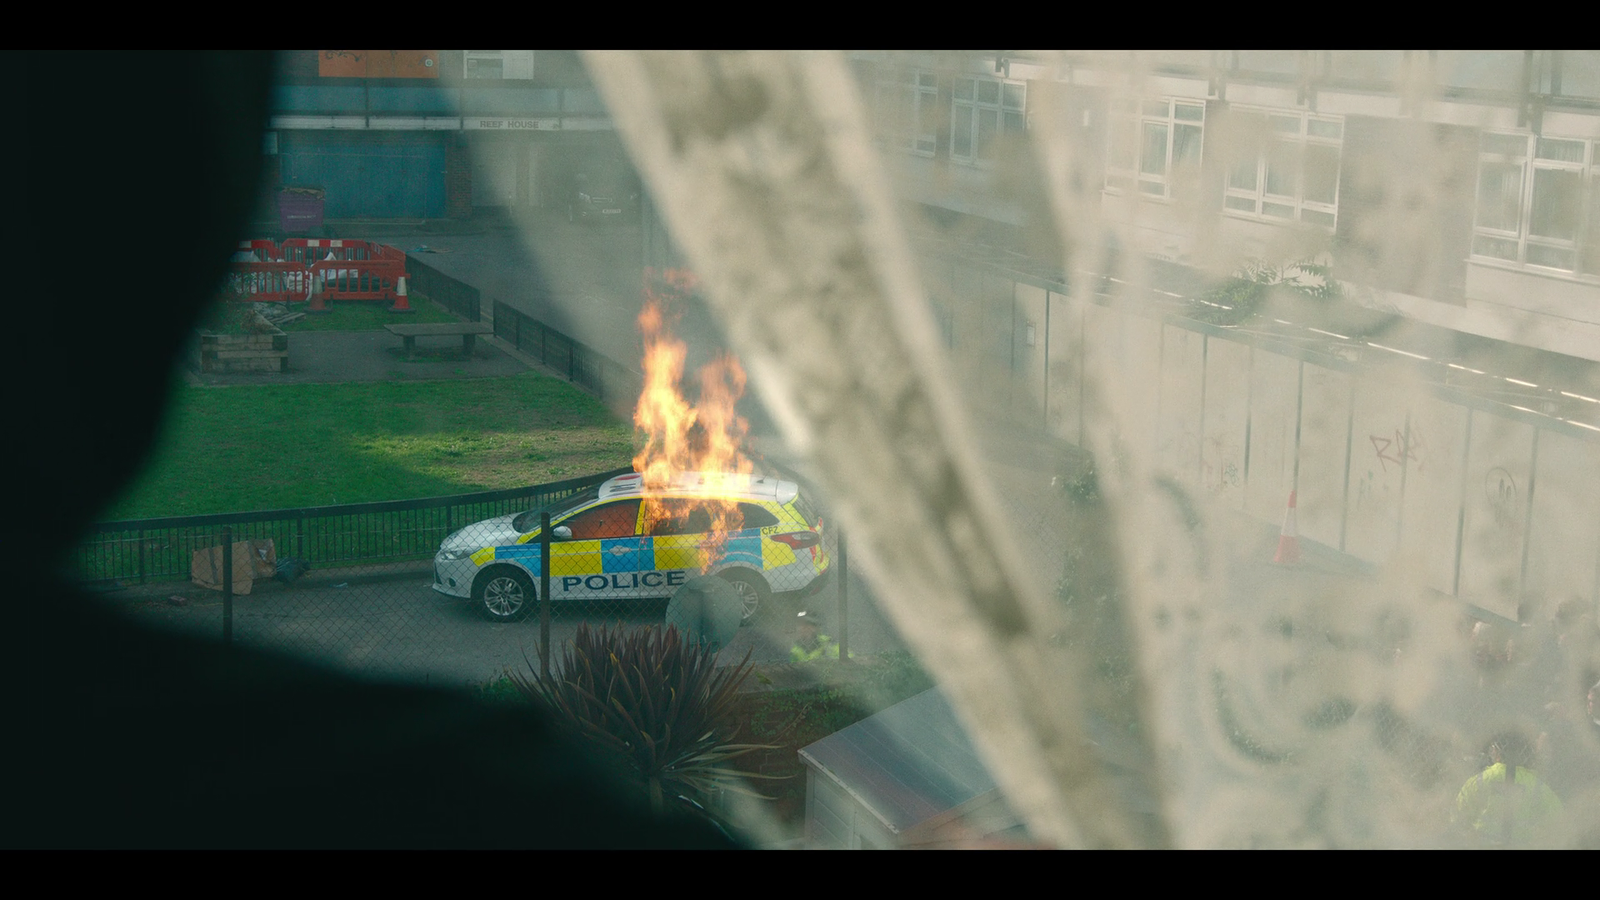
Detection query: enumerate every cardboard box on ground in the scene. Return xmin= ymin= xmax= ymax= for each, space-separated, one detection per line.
xmin=191 ymin=540 xmax=277 ymax=594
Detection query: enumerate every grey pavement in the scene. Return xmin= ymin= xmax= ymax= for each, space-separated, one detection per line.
xmin=190 ymin=329 xmax=529 ymax=386
xmin=116 ymin=562 xmax=899 ymax=689
xmin=117 ymin=579 xmax=792 ymax=688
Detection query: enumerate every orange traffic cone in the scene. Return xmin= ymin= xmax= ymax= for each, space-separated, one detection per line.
xmin=1273 ymin=490 xmax=1301 ymax=565
xmin=308 ymin=289 xmax=329 ymax=313
xmin=389 ymin=275 xmax=413 ymax=313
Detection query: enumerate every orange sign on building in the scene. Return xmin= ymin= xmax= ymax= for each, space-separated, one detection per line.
xmin=319 ymin=51 xmax=439 ymax=79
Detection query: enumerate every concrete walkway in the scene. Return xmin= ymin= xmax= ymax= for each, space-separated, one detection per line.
xmin=189 ymin=328 xmax=531 ymax=387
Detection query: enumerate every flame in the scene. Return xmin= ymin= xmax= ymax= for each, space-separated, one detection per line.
xmin=633 ymin=269 xmax=754 ymax=570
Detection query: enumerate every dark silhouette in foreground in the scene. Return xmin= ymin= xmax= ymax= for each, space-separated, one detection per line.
xmin=1 ymin=52 xmax=737 ymax=849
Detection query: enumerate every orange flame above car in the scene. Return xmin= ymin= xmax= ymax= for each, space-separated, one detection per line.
xmin=633 ymin=269 xmax=753 ymax=569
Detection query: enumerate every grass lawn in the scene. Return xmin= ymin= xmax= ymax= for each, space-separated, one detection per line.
xmin=103 ymin=371 xmax=635 ymax=520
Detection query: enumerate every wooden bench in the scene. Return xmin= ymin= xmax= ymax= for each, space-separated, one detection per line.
xmin=384 ymin=322 xmax=494 ymax=357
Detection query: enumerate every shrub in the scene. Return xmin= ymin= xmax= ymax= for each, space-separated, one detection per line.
xmin=1189 ymin=258 xmax=1344 ymax=326
xmin=509 ymin=622 xmax=778 ymax=819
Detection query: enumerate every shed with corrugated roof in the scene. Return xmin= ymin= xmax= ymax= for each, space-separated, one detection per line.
xmin=798 ymin=688 xmax=1028 ymax=849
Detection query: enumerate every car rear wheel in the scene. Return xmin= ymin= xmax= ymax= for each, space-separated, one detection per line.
xmin=475 ymin=568 xmax=534 ymax=623
xmin=717 ymin=571 xmax=770 ymax=625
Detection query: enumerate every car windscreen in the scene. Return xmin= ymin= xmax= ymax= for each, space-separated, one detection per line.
xmin=512 ymin=485 xmax=600 ymax=534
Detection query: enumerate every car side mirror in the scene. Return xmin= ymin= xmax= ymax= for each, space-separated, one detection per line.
xmin=552 ymin=525 xmax=573 ymax=540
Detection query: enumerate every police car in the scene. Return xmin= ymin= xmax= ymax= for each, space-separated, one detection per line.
xmin=433 ymin=471 xmax=831 ymax=623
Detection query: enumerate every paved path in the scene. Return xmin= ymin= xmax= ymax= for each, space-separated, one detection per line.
xmin=372 ymin=211 xmax=652 ymax=372
xmin=117 ymin=551 xmax=903 ymax=689
xmin=190 ymin=329 xmax=530 ymax=386
xmin=118 ymin=579 xmax=794 ymax=688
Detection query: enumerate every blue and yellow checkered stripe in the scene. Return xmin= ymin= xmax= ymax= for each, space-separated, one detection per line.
xmin=472 ymin=530 xmax=796 ymax=573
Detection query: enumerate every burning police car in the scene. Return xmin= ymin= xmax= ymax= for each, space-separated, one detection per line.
xmin=433 ymin=471 xmax=830 ymax=623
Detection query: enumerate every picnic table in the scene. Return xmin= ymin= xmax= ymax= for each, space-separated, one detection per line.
xmin=384 ymin=322 xmax=494 ymax=357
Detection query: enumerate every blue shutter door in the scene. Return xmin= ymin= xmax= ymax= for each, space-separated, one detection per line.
xmin=281 ymin=135 xmax=446 ymax=219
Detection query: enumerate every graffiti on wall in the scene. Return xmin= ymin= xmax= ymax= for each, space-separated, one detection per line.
xmin=1200 ymin=431 xmax=1243 ymax=495
xmin=1369 ymin=427 xmax=1424 ymax=474
xmin=1485 ymin=466 xmax=1519 ymax=530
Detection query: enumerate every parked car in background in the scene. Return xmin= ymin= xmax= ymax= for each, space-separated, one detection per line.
xmin=568 ymin=164 xmax=640 ymax=224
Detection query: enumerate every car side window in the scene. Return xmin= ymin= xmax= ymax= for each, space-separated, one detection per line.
xmin=559 ymin=500 xmax=641 ymax=540
xmin=647 ymin=499 xmax=712 ymax=536
xmin=739 ymin=503 xmax=779 ymax=529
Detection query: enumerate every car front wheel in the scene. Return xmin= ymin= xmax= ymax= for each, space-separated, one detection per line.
xmin=475 ymin=568 xmax=534 ymax=622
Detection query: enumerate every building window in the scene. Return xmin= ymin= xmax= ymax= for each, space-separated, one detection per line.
xmin=1106 ymin=98 xmax=1205 ymax=199
xmin=1222 ymin=109 xmax=1343 ymax=230
xmin=874 ymin=69 xmax=938 ymax=156
xmin=951 ymin=76 xmax=1025 ymax=165
xmin=1472 ymin=132 xmax=1600 ymax=276
xmin=464 ymin=50 xmax=535 ymax=81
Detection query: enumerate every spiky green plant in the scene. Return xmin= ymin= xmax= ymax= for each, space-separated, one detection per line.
xmin=510 ymin=622 xmax=781 ymax=819
xmin=1190 ymin=258 xmax=1344 ymax=325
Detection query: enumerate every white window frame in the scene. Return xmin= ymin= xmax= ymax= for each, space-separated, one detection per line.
xmin=873 ymin=69 xmax=938 ymax=157
xmin=464 ymin=50 xmax=535 ymax=81
xmin=951 ymin=76 xmax=1025 ymax=166
xmin=1471 ymin=132 xmax=1600 ymax=277
xmin=1104 ymin=97 xmax=1206 ymax=200
xmin=1222 ymin=108 xmax=1343 ymax=231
